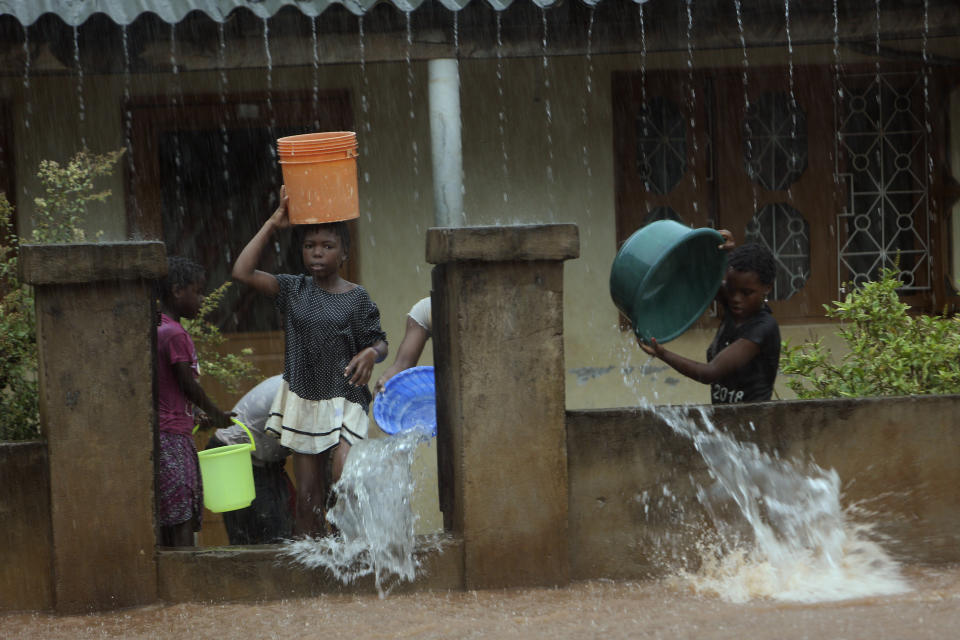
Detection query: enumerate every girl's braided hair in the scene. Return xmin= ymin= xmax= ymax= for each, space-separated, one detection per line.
xmin=159 ymin=256 xmax=205 ymax=303
xmin=727 ymin=243 xmax=776 ymax=285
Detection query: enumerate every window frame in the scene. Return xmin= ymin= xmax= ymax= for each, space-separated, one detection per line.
xmin=613 ymin=63 xmax=958 ymax=327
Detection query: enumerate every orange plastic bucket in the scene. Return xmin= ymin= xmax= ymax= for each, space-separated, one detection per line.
xmin=277 ymin=131 xmax=359 ymax=224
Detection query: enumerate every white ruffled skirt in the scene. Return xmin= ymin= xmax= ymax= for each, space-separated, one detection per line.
xmin=265 ymin=380 xmax=368 ymax=454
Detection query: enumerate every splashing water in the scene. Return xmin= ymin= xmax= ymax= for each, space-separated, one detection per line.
xmin=540 ymin=7 xmax=555 ymax=219
xmin=73 ymin=25 xmax=86 ymax=148
xmin=281 ymin=429 xmax=446 ymax=595
xmin=495 ymin=12 xmax=510 ymax=205
xmin=648 ymin=402 xmax=910 ymax=602
xmin=22 ymin=24 xmax=31 ymax=131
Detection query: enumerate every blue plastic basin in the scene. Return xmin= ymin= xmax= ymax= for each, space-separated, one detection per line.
xmin=373 ymin=365 xmax=437 ymax=437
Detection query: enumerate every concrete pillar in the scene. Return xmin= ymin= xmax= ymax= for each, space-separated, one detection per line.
xmin=19 ymin=242 xmax=165 ymax=613
xmin=428 ymin=58 xmax=464 ymax=227
xmin=426 ymin=224 xmax=579 ymax=589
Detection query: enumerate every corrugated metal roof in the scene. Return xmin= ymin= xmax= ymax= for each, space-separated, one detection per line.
xmin=0 ymin=0 xmax=587 ymax=27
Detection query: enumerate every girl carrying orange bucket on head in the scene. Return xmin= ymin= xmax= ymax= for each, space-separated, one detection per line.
xmin=638 ymin=240 xmax=781 ymax=404
xmin=232 ymin=186 xmax=388 ymax=538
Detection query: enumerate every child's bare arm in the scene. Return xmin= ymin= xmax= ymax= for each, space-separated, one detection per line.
xmin=171 ymin=361 xmax=233 ymax=429
xmin=638 ymin=336 xmax=760 ymax=385
xmin=345 ymin=340 xmax=388 ymax=387
xmin=232 ymin=188 xmax=291 ymax=296
xmin=717 ymin=229 xmax=735 ymax=251
xmin=374 ymin=318 xmax=428 ymax=393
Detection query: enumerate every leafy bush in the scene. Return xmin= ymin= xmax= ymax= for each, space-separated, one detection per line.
xmin=181 ymin=282 xmax=259 ymax=396
xmin=31 ymin=149 xmax=125 ymax=243
xmin=1 ymin=149 xmax=257 ymax=441
xmin=779 ymin=267 xmax=960 ymax=399
xmin=0 ymin=195 xmax=38 ymax=440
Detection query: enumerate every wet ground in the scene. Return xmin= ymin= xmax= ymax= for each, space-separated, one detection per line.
xmin=3 ymin=565 xmax=959 ymax=639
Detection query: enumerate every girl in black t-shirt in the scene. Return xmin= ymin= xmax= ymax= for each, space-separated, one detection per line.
xmin=638 ymin=242 xmax=780 ymax=404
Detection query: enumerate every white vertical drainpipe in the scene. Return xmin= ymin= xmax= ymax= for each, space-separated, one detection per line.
xmin=428 ymin=58 xmax=463 ymax=228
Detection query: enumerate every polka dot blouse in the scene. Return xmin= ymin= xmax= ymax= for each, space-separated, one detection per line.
xmin=274 ymin=274 xmax=387 ymax=411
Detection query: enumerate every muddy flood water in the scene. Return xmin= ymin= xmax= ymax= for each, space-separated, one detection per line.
xmin=4 ymin=565 xmax=959 ymax=639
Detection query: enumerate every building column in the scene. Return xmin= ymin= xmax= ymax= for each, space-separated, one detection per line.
xmin=20 ymin=242 xmax=165 ymax=613
xmin=427 ymin=224 xmax=579 ymax=589
xmin=428 ymin=58 xmax=464 ymax=227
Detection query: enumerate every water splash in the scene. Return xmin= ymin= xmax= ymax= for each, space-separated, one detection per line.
xmin=784 ymin=0 xmax=798 ymax=202
xmin=637 ymin=1 xmax=652 ymax=220
xmin=638 ymin=0 xmax=647 ymax=107
xmin=310 ymin=15 xmax=321 ymax=130
xmin=121 ymin=25 xmax=135 ymax=211
xmin=580 ymin=5 xmax=595 ymax=225
xmin=496 ymin=12 xmax=509 ymax=204
xmin=651 ymin=404 xmax=910 ymax=603
xmin=358 ymin=15 xmax=371 ymax=142
xmin=734 ymin=0 xmax=758 ymax=213
xmin=541 ymin=7 xmax=555 ymax=220
xmin=281 ymin=429 xmax=447 ymax=595
xmin=73 ymin=25 xmax=86 ymax=148
xmin=684 ymin=0 xmax=699 ymax=213
xmin=832 ymin=0 xmax=843 ymax=188
xmin=262 ymin=18 xmax=276 ymax=150
xmin=922 ymin=0 xmax=933 ymax=180
xmin=358 ymin=15 xmax=374 ymax=235
xmin=21 ymin=24 xmax=31 ymax=131
xmin=405 ymin=11 xmax=420 ymax=203
xmin=169 ymin=23 xmax=186 ymax=224
xmin=216 ymin=23 xmax=232 ymax=224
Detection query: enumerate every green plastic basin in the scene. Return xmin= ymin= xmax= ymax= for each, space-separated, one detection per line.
xmin=610 ymin=219 xmax=728 ymax=344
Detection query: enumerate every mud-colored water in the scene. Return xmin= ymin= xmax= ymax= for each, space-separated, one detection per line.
xmin=3 ymin=565 xmax=958 ymax=639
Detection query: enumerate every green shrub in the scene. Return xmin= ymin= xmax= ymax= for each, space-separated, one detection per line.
xmin=31 ymin=149 xmax=125 ymax=243
xmin=181 ymin=281 xmax=259 ymax=396
xmin=0 ymin=195 xmax=38 ymax=440
xmin=779 ymin=267 xmax=960 ymax=399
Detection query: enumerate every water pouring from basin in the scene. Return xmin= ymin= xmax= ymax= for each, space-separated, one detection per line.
xmin=282 ymin=429 xmax=445 ymax=595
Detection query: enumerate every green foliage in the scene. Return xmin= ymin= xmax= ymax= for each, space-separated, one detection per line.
xmin=181 ymin=282 xmax=259 ymax=396
xmin=0 ymin=194 xmax=39 ymax=441
xmin=0 ymin=149 xmax=125 ymax=440
xmin=780 ymin=267 xmax=960 ymax=399
xmin=30 ymin=149 xmax=124 ymax=243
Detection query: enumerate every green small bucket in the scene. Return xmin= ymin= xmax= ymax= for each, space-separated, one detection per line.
xmin=196 ymin=418 xmax=257 ymax=513
xmin=610 ymin=219 xmax=728 ymax=344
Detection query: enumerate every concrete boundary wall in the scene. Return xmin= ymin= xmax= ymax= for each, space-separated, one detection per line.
xmin=155 ymin=539 xmax=464 ymax=603
xmin=567 ymin=395 xmax=960 ymax=580
xmin=0 ymin=442 xmax=52 ymax=612
xmin=4 ymin=394 xmax=959 ymax=611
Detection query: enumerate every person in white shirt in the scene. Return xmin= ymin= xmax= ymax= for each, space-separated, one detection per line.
xmin=374 ymin=296 xmax=431 ymax=395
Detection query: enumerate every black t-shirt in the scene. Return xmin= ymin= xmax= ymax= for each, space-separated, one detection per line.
xmin=706 ymin=304 xmax=781 ymax=404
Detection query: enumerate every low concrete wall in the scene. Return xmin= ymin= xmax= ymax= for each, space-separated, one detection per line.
xmin=156 ymin=538 xmax=464 ymax=602
xmin=5 ymin=394 xmax=959 ymax=610
xmin=567 ymin=395 xmax=960 ymax=580
xmin=0 ymin=442 xmax=52 ymax=612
